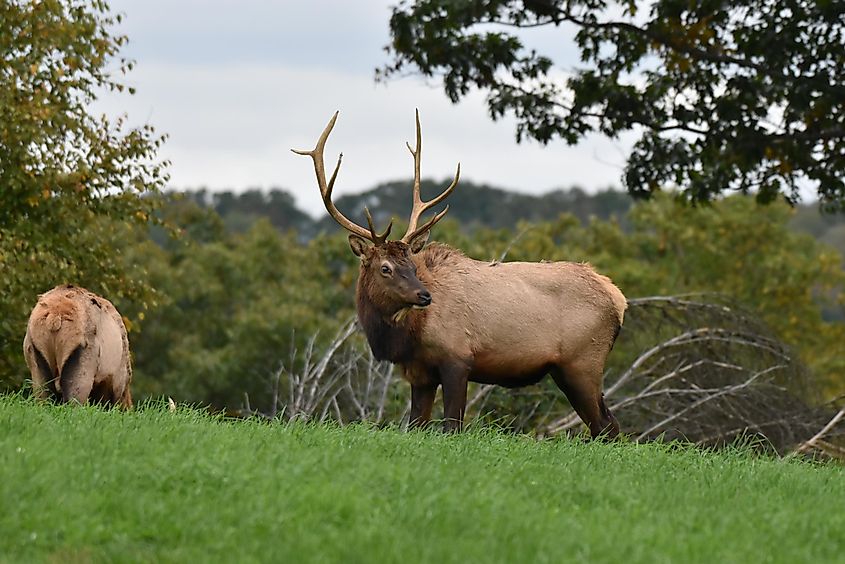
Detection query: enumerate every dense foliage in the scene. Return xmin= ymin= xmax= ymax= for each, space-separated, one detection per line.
xmin=0 ymin=0 xmax=167 ymax=385
xmin=4 ymin=181 xmax=845 ymax=411
xmin=128 ymin=197 xmax=356 ymax=409
xmin=108 ymin=191 xmax=844 ymax=411
xmin=379 ymin=0 xmax=845 ymax=208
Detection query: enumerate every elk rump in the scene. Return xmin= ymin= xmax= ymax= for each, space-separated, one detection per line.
xmin=23 ymin=284 xmax=133 ymax=408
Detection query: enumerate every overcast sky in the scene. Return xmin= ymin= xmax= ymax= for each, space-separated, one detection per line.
xmin=97 ymin=0 xmax=633 ymax=217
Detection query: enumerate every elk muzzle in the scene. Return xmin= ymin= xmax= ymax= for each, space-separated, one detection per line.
xmin=415 ymin=289 xmax=432 ymax=307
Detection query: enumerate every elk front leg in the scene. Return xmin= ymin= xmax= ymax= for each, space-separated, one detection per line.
xmin=441 ymin=364 xmax=469 ymax=433
xmin=409 ymin=383 xmax=437 ymax=429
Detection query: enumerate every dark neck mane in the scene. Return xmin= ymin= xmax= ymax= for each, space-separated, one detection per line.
xmin=356 ymin=293 xmax=420 ymax=363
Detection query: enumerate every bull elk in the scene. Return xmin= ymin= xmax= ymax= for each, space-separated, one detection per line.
xmin=23 ymin=285 xmax=133 ymax=408
xmin=293 ymin=111 xmax=626 ymax=436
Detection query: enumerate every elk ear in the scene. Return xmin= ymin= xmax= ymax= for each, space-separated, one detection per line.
xmin=348 ymin=234 xmax=372 ymax=259
xmin=407 ymin=229 xmax=430 ymax=254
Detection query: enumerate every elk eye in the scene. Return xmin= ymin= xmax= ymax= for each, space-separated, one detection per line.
xmin=381 ymin=265 xmax=392 ymax=275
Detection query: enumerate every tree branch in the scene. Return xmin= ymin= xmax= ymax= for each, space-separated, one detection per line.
xmin=793 ymin=408 xmax=845 ymax=454
xmin=506 ymin=2 xmax=766 ymax=71
xmin=634 ymin=364 xmax=786 ymax=441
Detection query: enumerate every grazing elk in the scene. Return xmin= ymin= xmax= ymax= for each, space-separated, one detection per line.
xmin=23 ymin=285 xmax=133 ymax=408
xmin=293 ymin=111 xmax=626 ymax=436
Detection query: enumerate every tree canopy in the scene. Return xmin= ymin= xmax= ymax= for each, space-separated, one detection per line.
xmin=128 ymin=191 xmax=845 ymax=410
xmin=379 ymin=0 xmax=845 ymax=209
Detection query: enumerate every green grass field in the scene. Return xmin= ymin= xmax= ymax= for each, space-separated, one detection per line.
xmin=1 ymin=396 xmax=843 ymax=563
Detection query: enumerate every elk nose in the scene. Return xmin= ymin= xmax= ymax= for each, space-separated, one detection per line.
xmin=417 ymin=290 xmax=432 ymax=306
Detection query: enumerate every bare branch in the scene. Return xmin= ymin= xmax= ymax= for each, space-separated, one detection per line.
xmin=634 ymin=365 xmax=786 ymax=441
xmin=793 ymin=408 xmax=845 ymax=454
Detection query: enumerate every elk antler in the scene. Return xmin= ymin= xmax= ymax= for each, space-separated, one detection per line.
xmin=401 ymin=109 xmax=461 ymax=244
xmin=292 ymin=112 xmax=393 ymax=245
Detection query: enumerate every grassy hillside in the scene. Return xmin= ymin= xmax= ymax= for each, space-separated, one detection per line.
xmin=1 ymin=396 xmax=843 ymax=563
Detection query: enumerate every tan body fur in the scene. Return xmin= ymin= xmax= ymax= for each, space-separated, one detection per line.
xmin=23 ymin=285 xmax=133 ymax=408
xmin=357 ymin=243 xmax=626 ymax=436
xmin=416 ymin=246 xmax=623 ymax=375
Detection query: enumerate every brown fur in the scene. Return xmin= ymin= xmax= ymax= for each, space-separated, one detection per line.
xmin=356 ymin=242 xmax=626 ymax=436
xmin=23 ymin=285 xmax=133 ymax=408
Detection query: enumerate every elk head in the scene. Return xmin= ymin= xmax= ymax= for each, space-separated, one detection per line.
xmin=293 ymin=110 xmax=460 ymax=314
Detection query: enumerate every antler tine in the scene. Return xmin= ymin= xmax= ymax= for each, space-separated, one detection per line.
xmin=403 ymin=109 xmax=425 ymax=238
xmin=364 ymin=207 xmax=393 ymax=245
xmin=404 ymin=164 xmax=460 ymax=242
xmin=401 ymin=109 xmax=461 ymax=243
xmin=291 ymin=112 xmax=379 ymax=243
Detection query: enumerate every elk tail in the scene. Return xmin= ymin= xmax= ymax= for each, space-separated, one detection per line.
xmin=608 ymin=283 xmax=627 ymax=327
xmin=593 ymin=271 xmax=628 ymax=328
xmin=600 ymin=277 xmax=627 ymax=349
xmin=46 ymin=312 xmax=63 ymax=332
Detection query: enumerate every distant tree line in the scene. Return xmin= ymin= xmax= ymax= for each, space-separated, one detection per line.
xmin=173 ymin=183 xmax=845 ymax=261
xmin=174 ymin=181 xmax=633 ymax=239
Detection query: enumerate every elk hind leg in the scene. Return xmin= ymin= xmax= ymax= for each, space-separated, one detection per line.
xmin=113 ymin=366 xmax=134 ymax=409
xmin=26 ymin=345 xmax=61 ymax=402
xmin=119 ymin=386 xmax=133 ymax=409
xmin=90 ymin=374 xmax=132 ymax=409
xmin=89 ymin=380 xmax=116 ymax=407
xmin=440 ymin=364 xmax=469 ymax=433
xmin=551 ymin=361 xmax=619 ymax=439
xmin=60 ymin=346 xmax=93 ymax=405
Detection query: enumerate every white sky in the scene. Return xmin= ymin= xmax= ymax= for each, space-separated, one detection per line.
xmin=96 ymin=0 xmax=633 ymax=217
